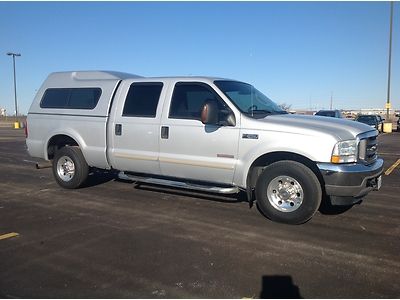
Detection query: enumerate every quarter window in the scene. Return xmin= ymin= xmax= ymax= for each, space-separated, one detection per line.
xmin=122 ymin=83 xmax=163 ymax=118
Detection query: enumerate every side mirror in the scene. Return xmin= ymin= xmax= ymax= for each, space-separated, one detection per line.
xmin=201 ymin=100 xmax=219 ymax=125
xmin=225 ymin=112 xmax=236 ymax=126
xmin=201 ymin=100 xmax=236 ymax=127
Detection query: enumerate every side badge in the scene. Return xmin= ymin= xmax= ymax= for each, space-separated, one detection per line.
xmin=242 ymin=133 xmax=259 ymax=139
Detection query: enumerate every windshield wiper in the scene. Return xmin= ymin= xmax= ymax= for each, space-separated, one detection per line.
xmin=247 ymin=107 xmax=273 ymax=114
xmin=245 ymin=109 xmax=273 ymax=119
xmin=251 ymin=109 xmax=273 ymax=114
xmin=245 ymin=109 xmax=288 ymax=119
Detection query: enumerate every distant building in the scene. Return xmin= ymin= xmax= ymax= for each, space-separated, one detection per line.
xmin=342 ymin=108 xmax=397 ymax=120
xmin=292 ymin=108 xmax=398 ymax=121
xmin=356 ymin=108 xmax=395 ymax=116
xmin=292 ymin=110 xmax=316 ymax=115
xmin=0 ymin=108 xmax=6 ymax=116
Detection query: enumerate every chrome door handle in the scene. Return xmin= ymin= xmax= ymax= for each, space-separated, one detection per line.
xmin=161 ymin=126 xmax=169 ymax=139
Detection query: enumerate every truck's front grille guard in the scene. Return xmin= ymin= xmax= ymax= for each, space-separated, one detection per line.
xmin=358 ymin=134 xmax=378 ymax=164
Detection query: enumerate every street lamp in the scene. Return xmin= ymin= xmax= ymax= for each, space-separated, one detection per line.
xmin=6 ymin=52 xmax=21 ymax=118
xmin=386 ymin=2 xmax=394 ymax=121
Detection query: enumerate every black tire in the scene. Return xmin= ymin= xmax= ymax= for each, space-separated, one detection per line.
xmin=255 ymin=160 xmax=322 ymax=224
xmin=52 ymin=146 xmax=89 ymax=189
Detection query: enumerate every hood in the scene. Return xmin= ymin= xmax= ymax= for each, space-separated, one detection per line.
xmin=245 ymin=114 xmax=377 ymax=141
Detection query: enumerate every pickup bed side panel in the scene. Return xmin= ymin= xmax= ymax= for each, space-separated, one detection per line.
xmin=26 ymin=76 xmax=120 ymax=169
xmin=27 ymin=114 xmax=109 ymax=169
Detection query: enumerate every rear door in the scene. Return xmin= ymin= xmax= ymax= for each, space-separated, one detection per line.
xmin=108 ymin=80 xmax=168 ymax=174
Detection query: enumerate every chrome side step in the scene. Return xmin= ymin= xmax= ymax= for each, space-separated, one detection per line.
xmin=118 ymin=172 xmax=239 ymax=194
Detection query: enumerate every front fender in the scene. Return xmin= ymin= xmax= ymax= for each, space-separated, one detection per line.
xmin=233 ymin=131 xmax=337 ymax=188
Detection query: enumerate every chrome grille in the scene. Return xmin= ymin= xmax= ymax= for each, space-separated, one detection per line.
xmin=359 ymin=135 xmax=378 ymax=164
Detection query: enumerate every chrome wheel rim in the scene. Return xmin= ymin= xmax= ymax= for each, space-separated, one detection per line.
xmin=56 ymin=156 xmax=75 ymax=182
xmin=267 ymin=176 xmax=304 ymax=212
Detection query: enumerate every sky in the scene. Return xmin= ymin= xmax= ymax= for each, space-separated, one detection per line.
xmin=0 ymin=1 xmax=399 ymax=115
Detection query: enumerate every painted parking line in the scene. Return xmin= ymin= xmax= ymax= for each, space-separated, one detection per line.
xmin=379 ymin=152 xmax=400 ymax=156
xmin=0 ymin=232 xmax=19 ymax=241
xmin=384 ymin=159 xmax=400 ymax=176
xmin=0 ymin=137 xmax=16 ymax=141
xmin=23 ymin=159 xmax=38 ymax=164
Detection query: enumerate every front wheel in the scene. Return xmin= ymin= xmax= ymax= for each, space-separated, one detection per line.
xmin=255 ymin=161 xmax=322 ymax=224
xmin=52 ymin=146 xmax=89 ymax=189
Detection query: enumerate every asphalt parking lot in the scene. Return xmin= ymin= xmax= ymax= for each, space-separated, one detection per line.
xmin=0 ymin=128 xmax=399 ymax=298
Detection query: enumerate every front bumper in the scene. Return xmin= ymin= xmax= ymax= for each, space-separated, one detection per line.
xmin=317 ymin=159 xmax=384 ymax=205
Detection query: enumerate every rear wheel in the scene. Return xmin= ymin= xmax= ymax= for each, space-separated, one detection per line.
xmin=52 ymin=146 xmax=89 ymax=189
xmin=255 ymin=161 xmax=322 ymax=224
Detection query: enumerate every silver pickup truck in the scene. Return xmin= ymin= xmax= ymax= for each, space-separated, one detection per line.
xmin=26 ymin=71 xmax=383 ymax=224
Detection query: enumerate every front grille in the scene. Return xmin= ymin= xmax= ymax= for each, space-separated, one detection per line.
xmin=359 ymin=135 xmax=378 ymax=164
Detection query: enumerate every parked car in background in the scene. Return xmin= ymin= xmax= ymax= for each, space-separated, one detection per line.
xmin=345 ymin=114 xmax=356 ymax=120
xmin=355 ymin=115 xmax=382 ymax=132
xmin=376 ymin=115 xmax=385 ymax=129
xmin=315 ymin=110 xmax=343 ymax=118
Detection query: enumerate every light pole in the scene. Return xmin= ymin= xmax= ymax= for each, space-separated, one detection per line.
xmin=386 ymin=2 xmax=394 ymax=121
xmin=6 ymin=52 xmax=21 ymax=118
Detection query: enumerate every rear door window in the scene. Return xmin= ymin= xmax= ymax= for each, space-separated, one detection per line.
xmin=122 ymin=83 xmax=163 ymax=118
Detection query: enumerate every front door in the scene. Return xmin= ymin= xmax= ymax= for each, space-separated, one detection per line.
xmin=159 ymin=82 xmax=240 ymax=185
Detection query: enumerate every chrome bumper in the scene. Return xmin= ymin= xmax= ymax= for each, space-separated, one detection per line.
xmin=317 ymin=159 xmax=384 ymax=205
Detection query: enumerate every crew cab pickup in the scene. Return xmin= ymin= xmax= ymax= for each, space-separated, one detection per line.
xmin=26 ymin=71 xmax=383 ymax=224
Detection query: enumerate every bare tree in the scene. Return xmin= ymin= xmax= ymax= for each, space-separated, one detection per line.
xmin=278 ymin=103 xmax=292 ymax=111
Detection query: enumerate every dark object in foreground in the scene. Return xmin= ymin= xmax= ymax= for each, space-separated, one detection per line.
xmin=260 ymin=275 xmax=302 ymax=299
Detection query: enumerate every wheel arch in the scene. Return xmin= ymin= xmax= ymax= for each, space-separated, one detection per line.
xmin=246 ymin=151 xmax=325 ymax=195
xmin=46 ymin=133 xmax=83 ymax=160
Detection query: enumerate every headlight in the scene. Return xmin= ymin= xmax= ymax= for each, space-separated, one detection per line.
xmin=331 ymin=140 xmax=357 ymax=163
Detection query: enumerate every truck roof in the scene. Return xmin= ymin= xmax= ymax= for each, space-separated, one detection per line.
xmin=47 ymin=71 xmax=232 ymax=83
xmin=30 ymin=71 xmax=237 ymax=117
xmin=48 ymin=71 xmax=143 ymax=82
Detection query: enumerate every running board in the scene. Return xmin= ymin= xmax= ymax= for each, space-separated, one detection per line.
xmin=118 ymin=172 xmax=239 ymax=194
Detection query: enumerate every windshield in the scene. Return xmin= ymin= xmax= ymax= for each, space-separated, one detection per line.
xmin=214 ymin=80 xmax=287 ymax=118
xmin=357 ymin=116 xmax=376 ymax=125
xmin=316 ymin=110 xmax=336 ymax=117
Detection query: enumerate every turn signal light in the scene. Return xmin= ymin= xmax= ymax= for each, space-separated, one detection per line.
xmin=331 ymin=155 xmax=341 ymax=163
